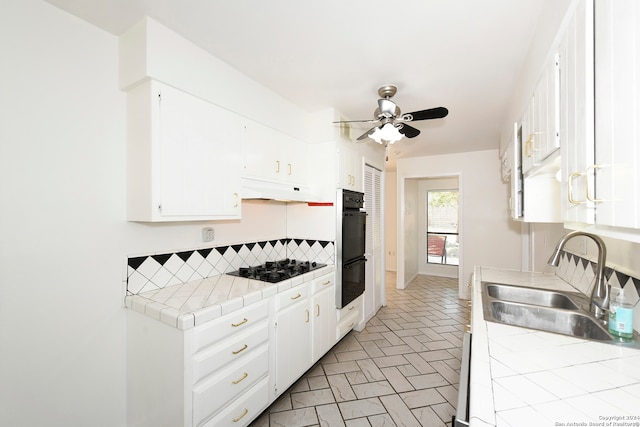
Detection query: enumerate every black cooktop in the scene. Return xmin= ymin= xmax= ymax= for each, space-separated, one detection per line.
xmin=227 ymin=259 xmax=326 ymax=283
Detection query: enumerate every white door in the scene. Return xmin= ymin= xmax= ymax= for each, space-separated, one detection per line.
xmin=364 ymin=165 xmax=384 ymax=321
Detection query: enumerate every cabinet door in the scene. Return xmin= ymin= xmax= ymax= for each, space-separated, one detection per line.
xmin=338 ymin=143 xmax=362 ymax=191
xmin=559 ymin=0 xmax=596 ymax=224
xmin=521 ymin=96 xmax=536 ymax=174
xmin=311 ymin=278 xmax=336 ymax=363
xmin=281 ymin=134 xmax=309 ymax=186
xmin=244 ymin=121 xmax=309 ymax=185
xmin=244 ymin=121 xmax=281 ymax=182
xmin=157 ymin=83 xmax=242 ymax=219
xmin=594 ymin=0 xmax=640 ymax=228
xmin=274 ymin=295 xmax=311 ymax=394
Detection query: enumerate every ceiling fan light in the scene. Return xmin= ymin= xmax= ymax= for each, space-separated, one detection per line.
xmin=370 ymin=122 xmax=403 ymax=144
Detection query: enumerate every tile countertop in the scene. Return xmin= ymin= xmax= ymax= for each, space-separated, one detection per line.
xmin=125 ymin=265 xmax=335 ymax=330
xmin=471 ymin=267 xmax=640 ymax=427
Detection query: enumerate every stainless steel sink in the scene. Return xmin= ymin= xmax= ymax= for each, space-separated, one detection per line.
xmin=486 ymin=300 xmax=612 ymax=341
xmin=484 ymin=283 xmax=582 ymax=310
xmin=481 ymin=281 xmax=640 ymax=347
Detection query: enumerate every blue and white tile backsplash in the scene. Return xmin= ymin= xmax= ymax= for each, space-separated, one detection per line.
xmin=126 ymin=238 xmax=334 ymax=295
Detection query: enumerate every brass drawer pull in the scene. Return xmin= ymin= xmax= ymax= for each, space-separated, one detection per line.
xmin=232 ymin=408 xmax=249 ymax=423
xmin=348 ymin=305 xmax=355 ymax=311
xmin=232 ymin=344 xmax=248 ymax=355
xmin=232 ymin=372 xmax=249 ymax=385
xmin=322 ymin=280 xmax=331 ymax=286
xmin=231 ymin=318 xmax=248 ymax=327
xmin=291 ymin=293 xmax=302 ymax=300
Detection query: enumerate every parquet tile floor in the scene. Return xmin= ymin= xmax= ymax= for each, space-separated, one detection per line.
xmin=250 ymin=273 xmax=470 ymax=427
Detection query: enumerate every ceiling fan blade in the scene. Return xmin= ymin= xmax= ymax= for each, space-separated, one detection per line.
xmin=397 ymin=123 xmax=421 ymax=138
xmin=356 ymin=126 xmax=380 ymax=141
xmin=402 ymin=107 xmax=449 ymax=121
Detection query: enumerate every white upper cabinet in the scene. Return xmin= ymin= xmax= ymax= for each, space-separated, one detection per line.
xmin=559 ymin=0 xmax=596 ymax=225
xmin=522 ymin=53 xmax=560 ymax=175
xmin=593 ymin=0 xmax=640 ymax=230
xmin=337 ymin=141 xmax=363 ymax=192
xmin=127 ymin=80 xmax=243 ymax=221
xmin=244 ymin=121 xmax=308 ymax=186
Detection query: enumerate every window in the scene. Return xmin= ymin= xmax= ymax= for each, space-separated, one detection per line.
xmin=426 ymin=190 xmax=459 ymax=265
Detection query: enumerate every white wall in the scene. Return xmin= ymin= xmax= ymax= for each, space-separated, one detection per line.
xmin=397 ymin=150 xmax=522 ymax=299
xmin=0 ymin=2 xmax=310 ymax=425
xmin=402 ymin=179 xmax=420 ymax=286
xmin=385 ymin=172 xmax=397 ymax=271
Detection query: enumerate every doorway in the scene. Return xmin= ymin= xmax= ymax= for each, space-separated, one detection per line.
xmin=398 ymin=174 xmax=462 ymax=289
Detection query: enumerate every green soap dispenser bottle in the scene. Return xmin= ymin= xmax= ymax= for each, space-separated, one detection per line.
xmin=608 ymin=287 xmax=634 ymax=339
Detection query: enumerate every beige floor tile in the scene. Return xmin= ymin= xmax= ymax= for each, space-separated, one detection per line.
xmin=251 ymin=274 xmax=466 ymax=427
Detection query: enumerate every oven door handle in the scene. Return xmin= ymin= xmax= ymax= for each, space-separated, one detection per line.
xmin=343 ymin=257 xmax=367 ymax=269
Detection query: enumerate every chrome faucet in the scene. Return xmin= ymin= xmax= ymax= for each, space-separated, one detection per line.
xmin=548 ymin=231 xmax=609 ymax=320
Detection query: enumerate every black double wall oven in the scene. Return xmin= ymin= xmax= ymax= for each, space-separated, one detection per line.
xmin=336 ymin=189 xmax=366 ymax=309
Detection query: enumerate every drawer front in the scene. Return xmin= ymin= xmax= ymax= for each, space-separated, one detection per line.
xmin=337 ymin=295 xmax=362 ymax=322
xmin=312 ymin=273 xmax=334 ymax=294
xmin=193 ymin=344 xmax=268 ymax=427
xmin=336 ymin=309 xmax=359 ymax=340
xmin=192 ymin=299 xmax=269 ymax=354
xmin=275 ymin=283 xmax=309 ymax=311
xmin=201 ymin=377 xmax=269 ymax=427
xmin=192 ymin=321 xmax=268 ymax=385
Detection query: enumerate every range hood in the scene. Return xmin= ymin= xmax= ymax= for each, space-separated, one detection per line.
xmin=241 ymin=177 xmax=318 ymax=202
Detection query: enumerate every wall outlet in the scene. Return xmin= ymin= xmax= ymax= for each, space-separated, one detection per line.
xmin=202 ymin=227 xmax=215 ymax=242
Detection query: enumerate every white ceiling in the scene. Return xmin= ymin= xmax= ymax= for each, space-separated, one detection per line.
xmin=46 ymin=0 xmax=548 ymax=170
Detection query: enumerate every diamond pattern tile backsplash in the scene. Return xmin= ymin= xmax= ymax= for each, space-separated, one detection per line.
xmin=555 ymin=250 xmax=640 ymax=332
xmin=126 ymin=238 xmax=334 ymax=295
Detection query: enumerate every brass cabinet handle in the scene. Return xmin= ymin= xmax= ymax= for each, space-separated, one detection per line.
xmin=233 ymin=192 xmax=239 ymax=208
xmin=232 ymin=344 xmax=248 ymax=355
xmin=322 ymin=280 xmax=331 ymax=286
xmin=288 ymin=163 xmax=292 ymax=175
xmin=305 ymin=309 xmax=310 ymax=323
xmin=276 ymin=160 xmax=280 ymax=173
xmin=232 ymin=372 xmax=248 ymax=385
xmin=232 ymin=408 xmax=249 ymax=423
xmin=231 ymin=318 xmax=248 ymax=327
xmin=348 ymin=305 xmax=355 ymax=311
xmin=291 ymin=293 xmax=302 ymax=300
xmin=316 ymin=304 xmax=320 ymax=317
xmin=348 ymin=322 xmax=355 ymax=328
xmin=568 ymin=171 xmax=585 ymax=205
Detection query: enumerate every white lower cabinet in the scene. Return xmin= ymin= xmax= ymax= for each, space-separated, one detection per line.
xmin=127 ymin=269 xmax=353 ymax=427
xmin=336 ymin=295 xmax=363 ymax=340
xmin=311 ymin=273 xmax=337 ymax=363
xmin=273 ymin=283 xmax=311 ymax=395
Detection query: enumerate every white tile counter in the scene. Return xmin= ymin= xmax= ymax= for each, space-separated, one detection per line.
xmin=125 ymin=265 xmax=335 ymax=330
xmin=471 ymin=267 xmax=640 ymax=427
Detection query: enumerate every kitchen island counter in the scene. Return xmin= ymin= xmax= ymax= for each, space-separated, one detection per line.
xmin=125 ymin=264 xmax=335 ymax=330
xmin=471 ymin=267 xmax=640 ymax=427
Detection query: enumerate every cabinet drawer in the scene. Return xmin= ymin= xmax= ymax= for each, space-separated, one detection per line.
xmin=192 ymin=321 xmax=268 ymax=385
xmin=336 ymin=309 xmax=360 ymax=340
xmin=274 ymin=283 xmax=309 ymax=311
xmin=201 ymin=377 xmax=269 ymax=427
xmin=312 ymin=273 xmax=334 ymax=294
xmin=193 ymin=343 xmax=268 ymax=427
xmin=337 ymin=295 xmax=362 ymax=321
xmin=192 ymin=299 xmax=269 ymax=354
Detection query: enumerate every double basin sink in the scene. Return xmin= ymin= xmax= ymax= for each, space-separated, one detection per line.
xmin=481 ymin=282 xmax=639 ymax=347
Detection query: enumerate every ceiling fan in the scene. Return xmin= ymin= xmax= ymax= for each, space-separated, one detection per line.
xmin=334 ymin=84 xmax=448 ymax=145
